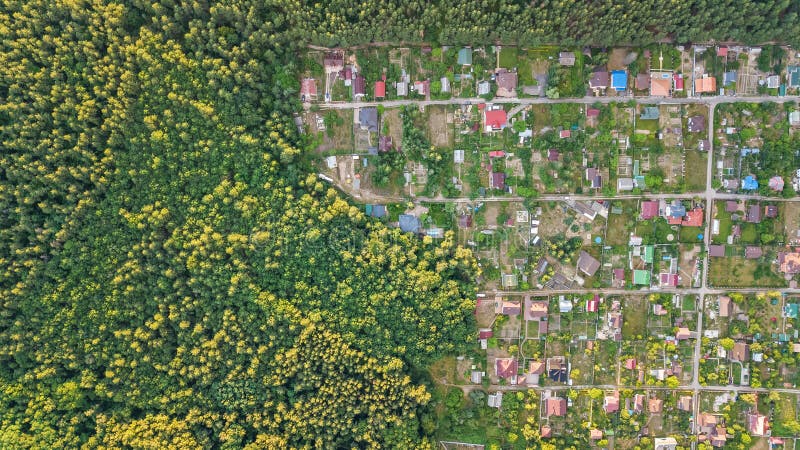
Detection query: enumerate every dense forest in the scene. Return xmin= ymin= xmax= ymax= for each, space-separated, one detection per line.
xmin=2 ymin=0 xmax=800 ymax=448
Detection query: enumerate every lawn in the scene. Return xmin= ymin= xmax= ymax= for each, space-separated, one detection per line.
xmin=740 ymin=223 xmax=758 ymax=243
xmin=708 ymin=257 xmax=787 ymax=288
xmin=679 ymin=226 xmax=705 ymax=243
xmin=622 ymin=297 xmax=647 ymax=339
xmin=685 ymin=151 xmax=707 ymax=191
xmin=712 ymin=206 xmax=732 ymax=245
xmin=499 ymin=47 xmax=518 ymax=69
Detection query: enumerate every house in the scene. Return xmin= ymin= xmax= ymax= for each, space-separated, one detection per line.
xmin=548 ymin=149 xmax=560 ymax=161
xmin=495 ymin=358 xmax=518 ymax=382
xmin=366 ymin=204 xmax=387 ymax=218
xmin=723 ymin=71 xmax=737 ymax=87
xmin=717 ymin=46 xmax=729 ymax=57
xmin=396 ymin=81 xmax=408 ymax=96
xmin=789 ymin=66 xmax=800 ymax=88
xmin=494 ymin=297 xmax=521 ymax=315
xmin=613 ymin=268 xmax=625 ymax=286
xmin=625 ymin=358 xmax=637 ymax=371
xmin=636 ymin=73 xmax=650 ymax=90
xmin=653 ymin=304 xmax=668 ymax=316
xmin=767 ymin=75 xmax=780 ymax=89
xmin=440 ymin=77 xmax=450 ymax=94
xmin=695 ymin=76 xmax=717 ymax=93
xmin=590 ymin=429 xmax=603 ymax=440
xmin=791 ymin=110 xmax=800 ymax=126
xmin=640 ymin=106 xmax=660 ymax=120
xmin=457 ymin=48 xmax=472 ymax=66
xmin=687 ymin=115 xmax=706 ymax=132
xmin=633 ymin=394 xmax=645 ymax=413
xmin=673 ymin=73 xmax=684 ymax=91
xmin=483 ymin=108 xmax=508 ymax=132
xmin=559 ymin=296 xmax=573 ymax=313
xmin=477 ymin=81 xmax=491 ymax=96
xmin=604 ymin=391 xmax=620 ymax=413
xmin=491 ymin=172 xmax=506 ymax=190
xmin=545 ymin=397 xmax=567 ymax=417
xmin=769 ymin=176 xmax=784 ymax=191
xmin=495 ymin=70 xmax=518 ymax=97
xmin=779 ymin=251 xmax=800 ymax=274
xmin=675 ymin=327 xmax=691 ymax=340
xmin=746 ymin=204 xmax=762 ymax=223
xmin=719 ymin=296 xmax=731 ymax=317
xmin=353 ymin=74 xmax=366 ymax=97
xmin=576 ymin=251 xmax=600 ymax=277
xmin=697 ymin=413 xmax=718 ymax=434
xmin=611 ymin=70 xmax=628 ymax=91
xmin=586 ymin=297 xmax=599 ymax=312
xmin=547 ymin=356 xmax=568 ymax=382
xmin=708 ymin=245 xmax=725 ymax=258
xmin=487 ymin=392 xmax=503 ymax=408
xmin=323 ymin=51 xmax=344 ymax=72
xmin=526 ymin=300 xmax=549 ymax=320
xmin=745 ymin=246 xmax=763 ymax=259
xmin=358 ymin=107 xmax=379 ymax=132
xmin=725 ymin=201 xmax=739 ymax=213
xmin=640 ymin=201 xmax=659 ymax=220
xmin=698 ymin=139 xmax=710 ymax=151
xmin=586 ymin=108 xmax=600 ymax=118
xmin=342 ymin=67 xmax=352 ymax=86
xmin=785 ymin=303 xmax=799 ymax=319
xmin=677 ymin=395 xmax=692 ymax=412
xmin=633 ymin=269 xmax=651 ymax=285
xmin=529 ymin=360 xmax=546 ymax=381
xmin=617 ymin=177 xmax=635 ymax=192
xmin=650 ymin=72 xmax=672 ymax=96
xmin=731 ymin=342 xmax=750 ymax=362
xmin=470 ymin=370 xmax=482 ymax=384
xmin=589 ymin=70 xmax=609 ymax=92
xmin=654 ymin=437 xmax=678 ymax=450
xmin=660 ymin=273 xmax=678 ymax=287
xmin=398 ymin=214 xmax=420 ymax=233
xmin=559 ymin=51 xmax=575 ymax=66
xmin=748 ymin=412 xmax=769 ymax=436
xmin=585 ymin=168 xmax=602 ymax=189
xmin=649 ymin=398 xmax=664 ymax=414
xmin=374 ymin=80 xmax=386 ymax=98
xmin=742 ymin=175 xmax=759 ymax=190
xmin=300 ymin=78 xmax=318 ymax=100
xmin=560 ymin=129 xmax=571 ymax=139
xmin=765 ymin=205 xmax=778 ymax=218
xmin=540 ymin=425 xmax=552 ymax=438
xmin=457 ymin=214 xmax=472 ymax=229
xmin=413 ymin=80 xmax=429 ymax=96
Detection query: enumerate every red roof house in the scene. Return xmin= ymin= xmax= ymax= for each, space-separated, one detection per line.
xmin=495 ymin=358 xmax=518 ymax=380
xmin=641 ymin=201 xmax=659 ymax=220
xmin=374 ymin=80 xmax=386 ymax=98
xmin=545 ymin=397 xmax=567 ymax=417
xmin=483 ymin=109 xmax=507 ymax=132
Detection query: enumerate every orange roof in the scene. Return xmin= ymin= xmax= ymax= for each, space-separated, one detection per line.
xmin=683 ymin=207 xmax=704 ymax=227
xmin=651 ymin=77 xmax=671 ymax=96
xmin=695 ymin=77 xmax=717 ymax=93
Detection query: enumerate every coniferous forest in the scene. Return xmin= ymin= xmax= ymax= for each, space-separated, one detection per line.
xmin=1 ymin=1 xmax=799 ymax=448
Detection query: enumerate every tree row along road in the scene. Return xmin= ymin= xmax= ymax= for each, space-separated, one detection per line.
xmin=315 ymin=94 xmax=800 ymax=110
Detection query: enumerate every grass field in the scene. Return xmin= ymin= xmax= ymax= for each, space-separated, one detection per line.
xmin=685 ymin=151 xmax=707 ymax=191
xmin=708 ymin=257 xmax=787 ymax=287
xmin=622 ymin=296 xmax=647 ymax=338
xmin=499 ymin=47 xmax=517 ymax=69
xmin=679 ymin=226 xmax=705 ymax=243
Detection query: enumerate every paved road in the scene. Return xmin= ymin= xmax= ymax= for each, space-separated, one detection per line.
xmin=315 ymin=94 xmax=800 ymax=110
xmin=409 ymin=191 xmax=800 ymax=204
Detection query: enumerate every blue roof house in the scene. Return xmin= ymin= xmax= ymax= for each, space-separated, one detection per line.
xmin=398 ymin=214 xmax=421 ymax=233
xmin=742 ymin=175 xmax=759 ymax=190
xmin=723 ymin=71 xmax=737 ymax=87
xmin=457 ymin=48 xmax=472 ymax=66
xmin=611 ymin=70 xmax=628 ymax=91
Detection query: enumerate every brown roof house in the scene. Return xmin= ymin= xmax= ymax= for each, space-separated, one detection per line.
xmin=495 ymin=357 xmax=518 ymax=384
xmin=590 ymin=429 xmax=604 ymax=440
xmin=528 ymin=360 xmax=545 ymax=385
xmin=649 ymin=397 xmax=664 ymax=413
xmin=494 ymin=296 xmax=521 ymax=315
xmin=540 ymin=425 xmax=552 ymax=438
xmin=324 ymin=51 xmax=344 ymax=72
xmin=525 ymin=299 xmax=549 ymax=321
xmin=495 ymin=70 xmax=518 ymax=98
xmin=633 ymin=394 xmax=645 ymax=413
xmin=747 ymin=204 xmax=762 ymax=223
xmin=708 ymin=245 xmax=725 ymax=258
xmin=779 ymin=251 xmax=800 ymax=274
xmin=678 ymin=395 xmax=693 ymax=412
xmin=731 ymin=342 xmax=750 ymax=362
xmin=577 ymin=251 xmax=601 ymax=277
xmin=718 ymin=296 xmax=731 ymax=318
xmin=675 ymin=327 xmax=691 ymax=340
xmin=589 ymin=70 xmax=610 ymax=93
xmin=545 ymin=397 xmax=567 ymax=417
xmin=748 ymin=412 xmax=769 ymax=436
xmin=745 ymin=246 xmax=763 ymax=259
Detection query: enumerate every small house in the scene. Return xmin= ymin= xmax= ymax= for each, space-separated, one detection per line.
xmin=611 ymin=70 xmax=627 ymax=91
xmin=589 ymin=70 xmax=609 ymax=92
xmin=374 ymin=80 xmax=386 ymax=98
xmin=495 ymin=70 xmax=518 ymax=98
xmin=457 ymin=48 xmax=472 ymax=66
xmin=687 ymin=115 xmax=706 ymax=133
xmin=731 ymin=342 xmax=750 ymax=362
xmin=677 ymin=395 xmax=692 ymax=412
xmin=695 ymin=76 xmax=717 ymax=93
xmin=708 ymin=245 xmax=725 ymax=257
xmin=495 ymin=358 xmax=518 ymax=383
xmin=576 ymin=251 xmax=600 ymax=277
xmin=483 ymin=108 xmax=508 ymax=132
xmin=559 ymin=51 xmax=576 ymax=66
xmin=545 ymin=397 xmax=567 ymax=417
xmin=719 ymin=296 xmax=731 ymax=317
xmin=745 ymin=246 xmax=763 ymax=259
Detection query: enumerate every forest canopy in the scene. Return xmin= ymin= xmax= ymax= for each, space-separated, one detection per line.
xmin=1 ymin=0 xmax=799 ymax=448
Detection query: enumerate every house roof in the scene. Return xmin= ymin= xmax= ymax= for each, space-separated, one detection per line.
xmin=586 ymin=299 xmax=599 ymax=312
xmin=660 ymin=273 xmax=678 ymax=287
xmin=484 ymin=109 xmax=507 ymax=131
xmin=496 ymin=70 xmax=518 ymax=97
xmin=726 ymin=201 xmax=739 ymax=213
xmin=633 ymin=394 xmax=645 ymax=413
xmin=379 ymin=136 xmax=393 ymax=152
xmin=478 ymin=328 xmax=493 ymax=339
xmin=495 ymin=358 xmax=518 ymax=380
xmin=676 ymin=327 xmax=691 ymax=340
xmin=731 ymin=342 xmax=749 ymax=362
xmin=678 ymin=396 xmax=692 ymax=411
xmin=745 ymin=246 xmax=763 ymax=259
xmin=640 ymin=106 xmax=660 ymax=120
xmin=611 ymin=70 xmax=627 ymax=91
xmin=353 ymin=74 xmax=366 ymax=95
xmin=717 ymin=46 xmax=729 ymax=57
xmin=457 ymin=214 xmax=472 ymax=228
xmin=540 ymin=425 xmax=552 ymax=438
xmin=526 ymin=300 xmax=549 ymax=320
xmin=590 ymin=429 xmax=603 ymax=440
xmin=719 ymin=296 xmax=731 ymax=317
xmin=789 ymin=66 xmax=800 ymax=87
xmin=604 ymin=392 xmax=620 ymax=413
xmin=491 ymin=172 xmax=506 ymax=190
xmin=723 ymin=70 xmax=737 ymax=86
xmin=586 ymin=108 xmax=600 ymax=117
xmin=641 ymin=200 xmax=659 ymax=219
xmin=769 ymin=176 xmax=784 ymax=191
xmin=649 ymin=398 xmax=663 ymax=413
xmin=374 ymin=80 xmax=386 ymax=98
xmin=457 ymin=48 xmax=472 ymax=66
xmin=765 ymin=205 xmax=778 ymax=218
xmin=695 ymin=76 xmax=717 ymax=93
xmin=396 ymin=81 xmax=408 ymax=96
xmin=632 ymin=269 xmax=650 ymax=285
xmin=613 ymin=268 xmax=625 ymax=280
xmin=577 ymin=251 xmax=600 ymax=276
xmin=398 ymin=214 xmax=420 ymax=233
xmin=589 ymin=70 xmax=609 ymax=88
xmin=779 ymin=251 xmax=800 ymax=274
xmin=687 ymin=115 xmax=706 ymax=132
xmin=747 ymin=204 xmax=762 ymax=223
xmin=529 ymin=360 xmax=545 ymax=375
xmin=708 ymin=244 xmax=725 ymax=257
xmin=545 ymin=397 xmax=567 ymax=416
xmin=636 ymin=73 xmax=650 ymax=90
xmin=748 ymin=413 xmax=769 ymax=436
xmin=324 ymin=51 xmax=344 ymax=70
xmin=651 ymin=75 xmax=671 ymax=96
xmin=625 ymin=358 xmax=637 ymax=370
xmin=300 ymin=78 xmax=317 ymax=96
xmin=559 ymin=51 xmax=575 ymax=66
xmin=358 ymin=107 xmax=379 ymax=132
xmin=673 ymin=73 xmax=684 ymax=90
xmin=683 ymin=207 xmax=704 ymax=227
xmin=618 ymin=177 xmax=634 ymax=191
xmin=560 ymin=129 xmax=571 ymax=138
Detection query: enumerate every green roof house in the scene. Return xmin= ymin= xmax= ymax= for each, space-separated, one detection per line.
xmin=458 ymin=48 xmax=473 ymax=66
xmin=789 ymin=66 xmax=800 ymax=88
xmin=643 ymin=245 xmax=654 ymax=264
xmin=633 ymin=270 xmax=651 ymax=286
